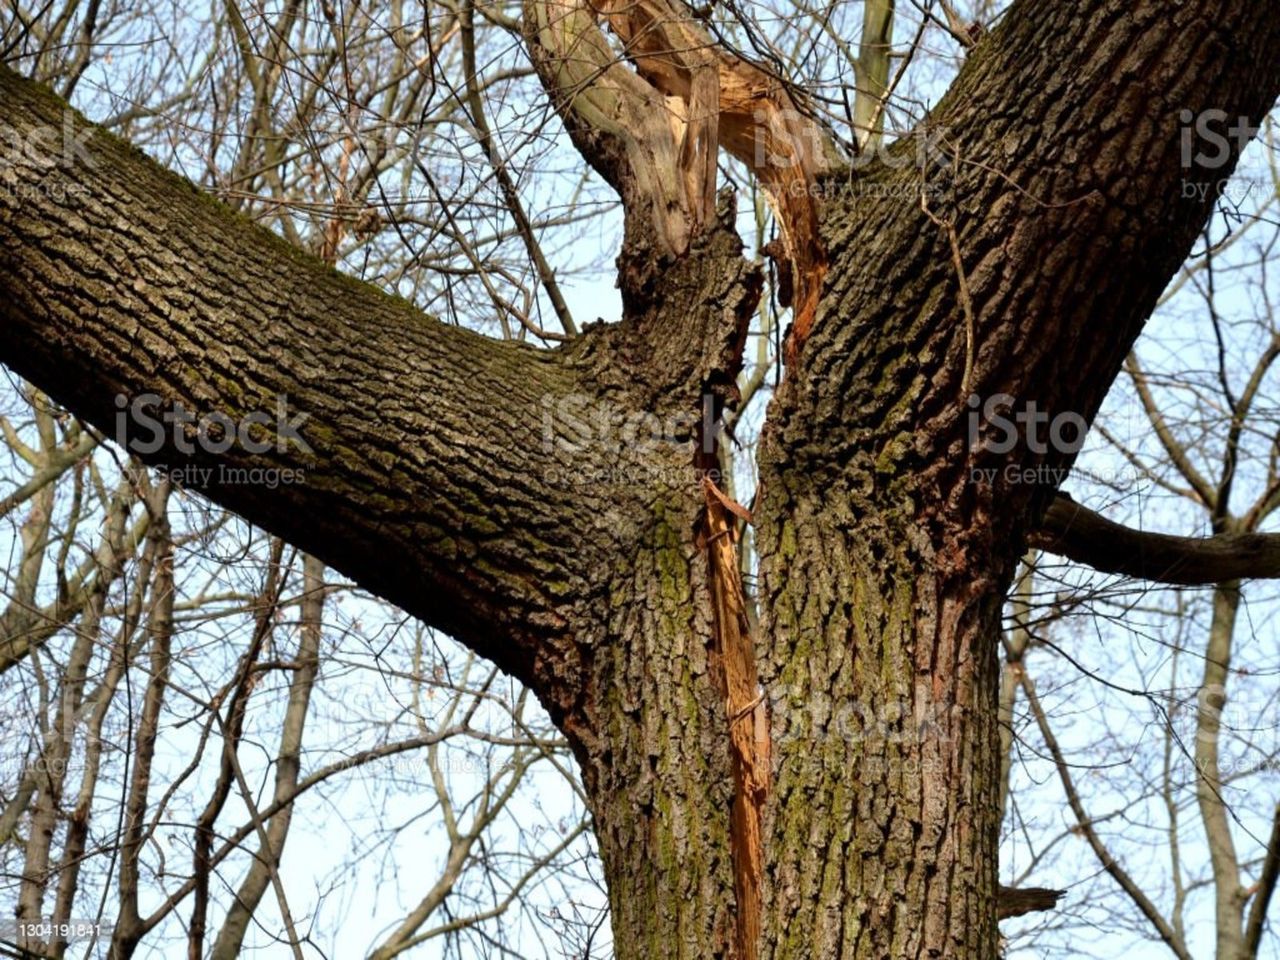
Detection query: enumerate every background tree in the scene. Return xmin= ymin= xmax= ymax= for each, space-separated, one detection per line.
xmin=1001 ymin=158 xmax=1280 ymax=959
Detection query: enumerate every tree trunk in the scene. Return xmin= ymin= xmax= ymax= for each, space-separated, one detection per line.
xmin=3 ymin=0 xmax=1280 ymax=956
xmin=1198 ymin=578 xmax=1246 ymax=960
xmin=753 ymin=481 xmax=1004 ymax=957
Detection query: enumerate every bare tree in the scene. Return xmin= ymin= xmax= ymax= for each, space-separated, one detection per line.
xmin=3 ymin=0 xmax=1280 ymax=957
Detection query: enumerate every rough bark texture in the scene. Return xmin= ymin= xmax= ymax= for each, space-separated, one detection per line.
xmin=3 ymin=0 xmax=1280 ymax=956
xmin=0 ymin=67 xmax=750 ymax=730
xmin=750 ymin=0 xmax=1280 ymax=954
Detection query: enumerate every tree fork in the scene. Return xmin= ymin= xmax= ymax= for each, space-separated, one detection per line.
xmin=7 ymin=0 xmax=1280 ymax=955
xmin=523 ymin=0 xmax=839 ymax=354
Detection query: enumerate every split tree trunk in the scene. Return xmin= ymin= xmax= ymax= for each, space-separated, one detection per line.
xmin=2 ymin=0 xmax=1280 ymax=957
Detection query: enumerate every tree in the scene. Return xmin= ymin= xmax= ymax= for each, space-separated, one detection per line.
xmin=999 ymin=197 xmax=1280 ymax=959
xmin=3 ymin=0 xmax=1280 ymax=956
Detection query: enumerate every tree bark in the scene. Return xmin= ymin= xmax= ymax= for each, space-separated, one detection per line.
xmin=750 ymin=0 xmax=1280 ymax=953
xmin=0 ymin=67 xmax=755 ymax=731
xmin=1033 ymin=494 xmax=1280 ymax=584
xmin=2 ymin=0 xmax=1280 ymax=956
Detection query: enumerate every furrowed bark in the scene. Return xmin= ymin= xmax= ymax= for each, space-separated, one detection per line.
xmin=0 ymin=58 xmax=764 ymax=958
xmin=752 ymin=0 xmax=1280 ymax=954
xmin=562 ymin=216 xmax=765 ymax=960
xmin=0 ymin=63 xmax=734 ymax=721
xmin=3 ymin=0 xmax=1280 ymax=954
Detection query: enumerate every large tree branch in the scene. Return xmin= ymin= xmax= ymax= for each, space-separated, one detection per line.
xmin=0 ymin=61 xmax=766 ymax=715
xmin=762 ymin=0 xmax=1280 ymax=571
xmin=1032 ymin=494 xmax=1280 ymax=585
xmin=0 ymin=64 xmax=730 ymax=713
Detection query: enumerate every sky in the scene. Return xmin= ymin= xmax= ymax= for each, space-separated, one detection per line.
xmin=4 ymin=2 xmax=1280 ymax=957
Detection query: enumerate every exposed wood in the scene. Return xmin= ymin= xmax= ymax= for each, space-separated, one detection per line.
xmin=524 ymin=0 xmax=839 ymax=346
xmin=701 ymin=476 xmax=769 ymax=960
xmin=598 ymin=0 xmax=840 ymax=353
xmin=521 ymin=0 xmax=713 ymax=261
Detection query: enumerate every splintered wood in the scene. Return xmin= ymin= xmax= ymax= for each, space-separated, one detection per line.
xmin=524 ymin=0 xmax=838 ymax=354
xmin=597 ymin=0 xmax=835 ymax=352
xmin=702 ymin=477 xmax=769 ymax=960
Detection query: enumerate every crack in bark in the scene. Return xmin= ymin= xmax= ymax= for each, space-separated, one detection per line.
xmin=699 ymin=476 xmax=769 ymax=960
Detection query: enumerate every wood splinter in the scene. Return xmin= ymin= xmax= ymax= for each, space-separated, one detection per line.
xmin=701 ymin=476 xmax=769 ymax=960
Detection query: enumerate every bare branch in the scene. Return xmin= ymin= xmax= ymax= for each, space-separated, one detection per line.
xmin=1021 ymin=671 xmax=1193 ymax=960
xmin=1245 ymin=802 xmax=1280 ymax=955
xmin=1032 ymin=494 xmax=1280 ymax=585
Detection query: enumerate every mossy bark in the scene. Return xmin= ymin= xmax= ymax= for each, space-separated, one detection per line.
xmin=3 ymin=0 xmax=1280 ymax=955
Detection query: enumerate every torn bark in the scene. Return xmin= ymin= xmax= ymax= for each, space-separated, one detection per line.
xmin=524 ymin=0 xmax=839 ymax=349
xmin=598 ymin=0 xmax=839 ymax=345
xmin=521 ymin=0 xmax=715 ymax=268
xmin=700 ymin=476 xmax=769 ymax=960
